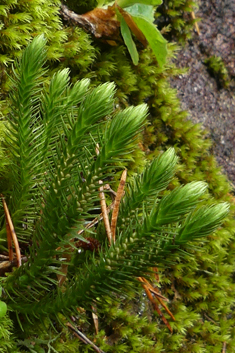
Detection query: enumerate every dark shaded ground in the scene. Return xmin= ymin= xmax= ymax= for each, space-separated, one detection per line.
xmin=171 ymin=0 xmax=235 ymax=186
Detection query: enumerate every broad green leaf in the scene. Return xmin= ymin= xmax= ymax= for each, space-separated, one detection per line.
xmin=131 ymin=16 xmax=167 ymax=67
xmin=124 ymin=4 xmax=155 ymax=22
xmin=120 ymin=17 xmax=139 ymax=65
xmin=0 ymin=301 xmax=7 ymax=318
xmin=117 ymin=0 xmax=162 ymax=8
xmin=117 ymin=4 xmax=147 ymax=46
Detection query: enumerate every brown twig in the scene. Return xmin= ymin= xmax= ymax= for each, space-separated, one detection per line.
xmin=143 ymin=284 xmax=173 ymax=333
xmin=0 ymin=254 xmax=10 ymax=260
xmin=1 ymin=194 xmax=21 ymax=267
xmin=110 ymin=169 xmax=127 ymax=243
xmin=5 ymin=216 xmax=13 ymax=261
xmin=191 ymin=11 xmax=200 ymax=35
xmin=91 ymin=305 xmax=99 ymax=335
xmin=204 ymin=312 xmax=218 ymax=325
xmin=0 ymin=256 xmax=27 ymax=276
xmin=137 ymin=277 xmax=169 ymax=301
xmin=99 ymin=180 xmax=112 ymax=245
xmin=138 ymin=277 xmax=175 ymax=330
xmin=222 ymin=342 xmax=226 ymax=353
xmin=103 ymin=184 xmax=117 ymax=201
xmin=154 ymin=294 xmax=175 ymax=321
xmin=67 ymin=322 xmax=106 ymax=353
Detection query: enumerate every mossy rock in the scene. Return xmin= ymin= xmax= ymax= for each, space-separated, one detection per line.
xmin=0 ymin=1 xmax=235 ymax=352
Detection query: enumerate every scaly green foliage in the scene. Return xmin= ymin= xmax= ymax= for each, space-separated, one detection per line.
xmin=0 ymin=1 xmax=235 ymax=352
xmin=0 ymin=38 xmax=229 ymax=353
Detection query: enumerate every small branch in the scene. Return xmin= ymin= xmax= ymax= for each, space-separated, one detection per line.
xmin=143 ymin=284 xmax=173 ymax=333
xmin=103 ymin=184 xmax=117 ymax=201
xmin=138 ymin=277 xmax=175 ymax=330
xmin=203 ymin=313 xmax=218 ymax=325
xmin=67 ymin=323 xmax=106 ymax=353
xmin=222 ymin=342 xmax=226 ymax=353
xmin=0 ymin=254 xmax=10 ymax=260
xmin=99 ymin=181 xmax=112 ymax=245
xmin=154 ymin=294 xmax=175 ymax=321
xmin=96 ymin=144 xmax=112 ymax=245
xmin=91 ymin=305 xmax=99 ymax=335
xmin=191 ymin=11 xmax=200 ymax=35
xmin=0 ymin=261 xmax=12 ymax=270
xmin=0 ymin=256 xmax=27 ymax=275
xmin=1 ymin=194 xmax=21 ymax=267
xmin=138 ymin=277 xmax=169 ymax=302
xmin=111 ymin=169 xmax=127 ymax=243
xmin=6 ymin=217 xmax=13 ymax=261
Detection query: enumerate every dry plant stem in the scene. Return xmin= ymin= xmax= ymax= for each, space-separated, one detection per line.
xmin=153 ymin=267 xmax=160 ymax=282
xmin=143 ymin=285 xmax=173 ymax=333
xmin=154 ymin=294 xmax=175 ymax=321
xmin=139 ymin=272 xmax=176 ymax=321
xmin=0 ymin=254 xmax=10 ymax=260
xmin=111 ymin=169 xmax=127 ymax=243
xmin=222 ymin=342 xmax=226 ymax=353
xmin=138 ymin=277 xmax=169 ymax=302
xmin=138 ymin=277 xmax=175 ymax=329
xmin=67 ymin=323 xmax=106 ymax=353
xmin=0 ymin=256 xmax=27 ymax=275
xmin=0 ymin=261 xmax=12 ymax=270
xmin=1 ymin=195 xmax=21 ymax=267
xmin=5 ymin=220 xmax=13 ymax=261
xmin=191 ymin=11 xmax=200 ymax=35
xmin=0 ymin=197 xmax=13 ymax=261
xmin=144 ymin=277 xmax=175 ymax=321
xmin=99 ymin=180 xmax=112 ymax=245
xmin=204 ymin=313 xmax=218 ymax=325
xmin=91 ymin=305 xmax=99 ymax=335
xmin=103 ymin=184 xmax=117 ymax=201
xmin=57 ymin=252 xmax=71 ymax=287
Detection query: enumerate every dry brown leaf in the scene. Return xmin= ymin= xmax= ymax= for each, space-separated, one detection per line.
xmin=67 ymin=323 xmax=106 ymax=353
xmin=60 ymin=5 xmax=120 ymax=41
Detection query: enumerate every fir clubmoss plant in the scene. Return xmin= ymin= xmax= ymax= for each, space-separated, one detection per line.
xmin=0 ymin=36 xmax=230 ymax=351
xmin=1 ymin=1 xmax=235 ymax=351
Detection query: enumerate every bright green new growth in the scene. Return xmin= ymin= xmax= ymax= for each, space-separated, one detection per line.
xmin=1 ymin=36 xmax=229 ymax=331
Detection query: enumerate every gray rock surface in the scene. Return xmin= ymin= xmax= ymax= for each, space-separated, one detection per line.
xmin=170 ymin=0 xmax=235 ymax=186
